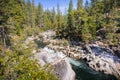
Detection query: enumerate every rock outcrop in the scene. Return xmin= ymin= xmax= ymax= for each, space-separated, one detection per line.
xmin=33 ymin=30 xmax=120 ymax=79
xmin=40 ymin=30 xmax=56 ymax=40
xmin=35 ymin=47 xmax=75 ymax=80
xmin=47 ymin=42 xmax=120 ymax=79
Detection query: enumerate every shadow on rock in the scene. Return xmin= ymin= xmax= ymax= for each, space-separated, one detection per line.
xmin=34 ymin=39 xmax=49 ymax=48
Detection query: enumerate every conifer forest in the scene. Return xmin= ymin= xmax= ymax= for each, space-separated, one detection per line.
xmin=0 ymin=0 xmax=120 ymax=80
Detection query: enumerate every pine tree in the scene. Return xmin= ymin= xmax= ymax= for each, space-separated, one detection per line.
xmin=26 ymin=0 xmax=31 ymax=27
xmin=0 ymin=0 xmax=9 ymax=46
xmin=0 ymin=0 xmax=9 ymax=25
xmin=43 ymin=10 xmax=52 ymax=30
xmin=77 ymin=0 xmax=83 ymax=10
xmin=51 ymin=7 xmax=57 ymax=29
xmin=85 ymin=0 xmax=89 ymax=11
xmin=9 ymin=0 xmax=25 ymax=34
xmin=103 ymin=0 xmax=118 ymax=41
xmin=57 ymin=4 xmax=62 ymax=29
xmin=81 ymin=22 xmax=92 ymax=43
xmin=36 ymin=2 xmax=43 ymax=27
xmin=68 ymin=0 xmax=73 ymax=13
xmin=31 ymin=0 xmax=35 ymax=27
xmin=89 ymin=0 xmax=105 ymax=39
xmin=0 ymin=0 xmax=26 ymax=46
xmin=67 ymin=0 xmax=75 ymax=39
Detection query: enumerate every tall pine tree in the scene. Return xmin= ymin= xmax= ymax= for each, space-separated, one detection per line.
xmin=67 ymin=0 xmax=75 ymax=39
xmin=57 ymin=4 xmax=62 ymax=29
xmin=36 ymin=2 xmax=43 ymax=27
xmin=31 ymin=0 xmax=35 ymax=27
xmin=77 ymin=0 xmax=83 ymax=10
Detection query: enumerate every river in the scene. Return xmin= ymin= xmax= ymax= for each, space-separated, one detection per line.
xmin=44 ymin=47 xmax=118 ymax=80
xmin=69 ymin=58 xmax=117 ymax=80
xmin=36 ymin=30 xmax=119 ymax=80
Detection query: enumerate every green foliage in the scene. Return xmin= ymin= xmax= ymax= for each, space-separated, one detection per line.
xmin=31 ymin=0 xmax=35 ymax=28
xmin=66 ymin=0 xmax=76 ymax=39
xmin=51 ymin=7 xmax=57 ymax=29
xmin=81 ymin=23 xmax=92 ymax=43
xmin=36 ymin=3 xmax=44 ymax=27
xmin=0 ymin=31 xmax=57 ymax=80
xmin=7 ymin=0 xmax=25 ymax=34
xmin=25 ymin=0 xmax=31 ymax=27
xmin=0 ymin=0 xmax=120 ymax=79
xmin=43 ymin=11 xmax=52 ymax=30
xmin=57 ymin=4 xmax=62 ymax=29
xmin=74 ymin=9 xmax=88 ymax=34
xmin=0 ymin=47 xmax=57 ymax=80
xmin=0 ymin=0 xmax=26 ymax=46
xmin=55 ymin=0 xmax=120 ymax=44
xmin=62 ymin=39 xmax=69 ymax=46
xmin=0 ymin=1 xmax=58 ymax=80
xmin=113 ymin=38 xmax=119 ymax=46
xmin=77 ymin=0 xmax=83 ymax=10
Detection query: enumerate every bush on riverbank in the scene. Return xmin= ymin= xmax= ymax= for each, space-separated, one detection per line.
xmin=0 ymin=36 xmax=58 ymax=80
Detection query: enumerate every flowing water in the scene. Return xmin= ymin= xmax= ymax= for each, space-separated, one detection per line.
xmin=69 ymin=58 xmax=117 ymax=80
xmin=34 ymin=31 xmax=119 ymax=80
xmin=44 ymin=47 xmax=118 ymax=80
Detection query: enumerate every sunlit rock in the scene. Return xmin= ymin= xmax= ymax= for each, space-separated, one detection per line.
xmin=35 ymin=47 xmax=75 ymax=80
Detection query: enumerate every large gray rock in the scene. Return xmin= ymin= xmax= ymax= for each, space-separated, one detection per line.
xmin=47 ymin=43 xmax=120 ymax=79
xmin=35 ymin=47 xmax=75 ymax=80
xmin=84 ymin=44 xmax=120 ymax=79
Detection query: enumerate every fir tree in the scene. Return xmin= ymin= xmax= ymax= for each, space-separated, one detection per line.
xmin=77 ymin=0 xmax=83 ymax=10
xmin=67 ymin=0 xmax=75 ymax=39
xmin=36 ymin=2 xmax=43 ymax=27
xmin=57 ymin=4 xmax=62 ymax=29
xmin=31 ymin=0 xmax=35 ymax=27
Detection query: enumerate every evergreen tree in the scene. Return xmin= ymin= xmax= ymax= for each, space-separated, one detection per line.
xmin=77 ymin=0 xmax=83 ymax=10
xmin=43 ymin=10 xmax=52 ymax=30
xmin=81 ymin=22 xmax=92 ymax=43
xmin=36 ymin=2 xmax=43 ymax=27
xmin=67 ymin=0 xmax=75 ymax=39
xmin=26 ymin=0 xmax=31 ymax=27
xmin=85 ymin=0 xmax=89 ymax=11
xmin=68 ymin=0 xmax=73 ymax=13
xmin=51 ymin=7 xmax=57 ymax=29
xmin=0 ymin=1 xmax=58 ymax=80
xmin=0 ymin=0 xmax=10 ymax=46
xmin=0 ymin=0 xmax=26 ymax=47
xmin=57 ymin=4 xmax=62 ymax=29
xmin=103 ymin=0 xmax=118 ymax=41
xmin=0 ymin=0 xmax=9 ymax=25
xmin=31 ymin=0 xmax=35 ymax=27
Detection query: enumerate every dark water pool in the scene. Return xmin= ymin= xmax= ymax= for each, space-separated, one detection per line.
xmin=69 ymin=59 xmax=117 ymax=80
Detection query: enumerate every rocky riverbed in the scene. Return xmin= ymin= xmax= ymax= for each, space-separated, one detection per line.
xmin=46 ymin=43 xmax=120 ymax=79
xmin=35 ymin=47 xmax=75 ymax=80
xmin=26 ymin=30 xmax=120 ymax=80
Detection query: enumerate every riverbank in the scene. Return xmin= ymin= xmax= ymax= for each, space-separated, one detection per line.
xmin=31 ymin=30 xmax=120 ymax=80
